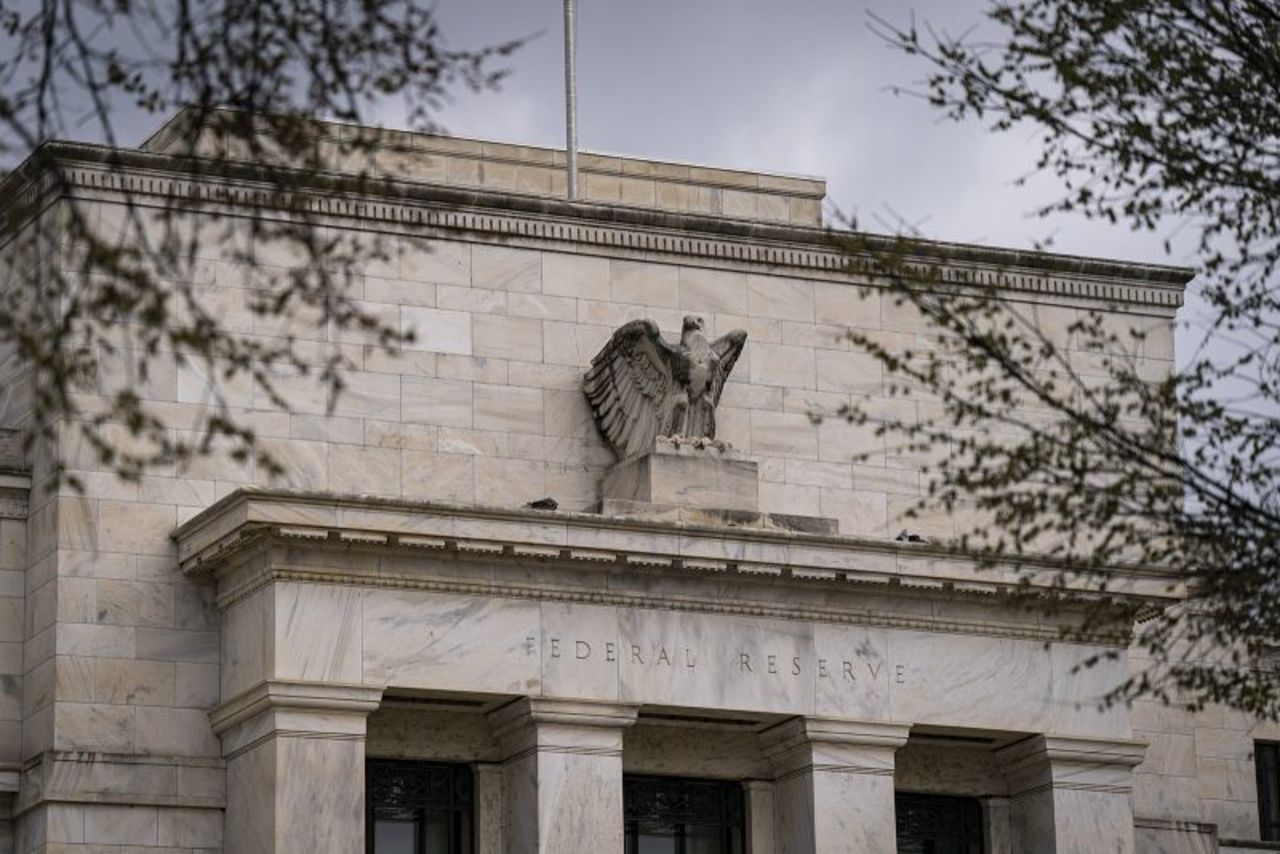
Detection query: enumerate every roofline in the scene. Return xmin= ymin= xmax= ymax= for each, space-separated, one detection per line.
xmin=1 ymin=138 xmax=1196 ymax=289
xmin=140 ymin=104 xmax=829 ymax=184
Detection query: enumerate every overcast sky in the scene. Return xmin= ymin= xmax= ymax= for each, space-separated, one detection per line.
xmin=407 ymin=0 xmax=1180 ymax=269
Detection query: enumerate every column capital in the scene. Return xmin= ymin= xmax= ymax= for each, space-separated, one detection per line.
xmin=488 ymin=697 xmax=640 ymax=758
xmin=209 ymin=679 xmax=384 ymax=760
xmin=760 ymin=717 xmax=910 ymax=779
xmin=760 ymin=717 xmax=909 ymax=758
xmin=996 ymin=733 xmax=1147 ymax=797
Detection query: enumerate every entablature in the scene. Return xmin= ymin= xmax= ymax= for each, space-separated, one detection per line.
xmin=175 ymin=489 xmax=1183 ymax=644
xmin=3 ymin=140 xmax=1193 ymax=312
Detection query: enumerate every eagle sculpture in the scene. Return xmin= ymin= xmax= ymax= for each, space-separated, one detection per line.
xmin=584 ymin=315 xmax=748 ymax=460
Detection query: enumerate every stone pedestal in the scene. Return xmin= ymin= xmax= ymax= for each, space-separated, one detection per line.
xmin=597 ymin=439 xmax=838 ymax=533
xmin=601 ymin=439 xmax=759 ymax=512
xmin=997 ymin=735 xmax=1146 ymax=854
xmin=760 ymin=717 xmax=910 ymax=854
xmin=210 ymin=681 xmax=383 ymax=854
xmin=489 ymin=698 xmax=639 ymax=854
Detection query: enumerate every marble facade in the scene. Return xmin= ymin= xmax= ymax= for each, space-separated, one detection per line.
xmin=0 ymin=106 xmax=1264 ymax=853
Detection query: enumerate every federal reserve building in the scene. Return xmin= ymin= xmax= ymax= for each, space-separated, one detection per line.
xmin=0 ymin=107 xmax=1273 ymax=854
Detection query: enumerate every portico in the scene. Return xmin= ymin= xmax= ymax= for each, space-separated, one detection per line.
xmin=177 ymin=489 xmax=1162 ymax=853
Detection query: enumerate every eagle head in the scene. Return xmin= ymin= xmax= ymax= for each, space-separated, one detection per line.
xmin=681 ymin=315 xmax=706 ymax=334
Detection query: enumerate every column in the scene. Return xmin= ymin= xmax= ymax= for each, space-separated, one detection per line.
xmin=997 ymin=734 xmax=1146 ymax=854
xmin=474 ymin=762 xmax=504 ymax=854
xmin=744 ymin=780 xmax=777 ymax=854
xmin=759 ymin=717 xmax=910 ymax=854
xmin=488 ymin=698 xmax=639 ymax=854
xmin=982 ymin=796 xmax=1012 ymax=854
xmin=211 ymin=680 xmax=383 ymax=853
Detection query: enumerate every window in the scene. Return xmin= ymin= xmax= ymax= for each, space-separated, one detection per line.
xmin=1258 ymin=742 xmax=1280 ymax=841
xmin=623 ymin=775 xmax=745 ymax=854
xmin=895 ymin=792 xmax=984 ymax=854
xmin=367 ymin=760 xmax=473 ymax=854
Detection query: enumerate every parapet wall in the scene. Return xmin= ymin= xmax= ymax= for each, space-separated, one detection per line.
xmin=142 ymin=107 xmax=826 ymax=228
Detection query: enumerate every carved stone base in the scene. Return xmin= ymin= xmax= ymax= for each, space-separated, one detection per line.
xmin=596 ymin=439 xmax=838 ymax=534
xmin=601 ymin=439 xmax=759 ymax=512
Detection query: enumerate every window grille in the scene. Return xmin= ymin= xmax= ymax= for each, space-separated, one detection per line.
xmin=623 ymin=775 xmax=745 ymax=854
xmin=367 ymin=760 xmax=473 ymax=854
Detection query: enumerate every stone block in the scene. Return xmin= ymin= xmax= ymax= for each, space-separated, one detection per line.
xmin=256 ymin=437 xmax=328 ymax=491
xmin=473 ymin=314 xmax=543 ymax=361
xmin=610 ymin=260 xmax=678 ymax=308
xmin=475 ymin=457 xmax=545 ymax=508
xmin=747 ymin=274 xmax=814 ymax=322
xmin=402 ymin=377 xmax=472 ymax=428
xmin=135 ymin=706 xmax=221 ymax=756
xmin=678 ymin=267 xmax=746 ymax=315
xmin=175 ymin=662 xmax=220 ymax=709
xmin=82 ymin=804 xmax=158 ymax=846
xmin=95 ymin=658 xmax=175 ymax=706
xmin=438 ymin=284 xmax=506 ymax=314
xmin=814 ymin=282 xmax=880 ymax=328
xmin=328 ymin=444 xmax=401 ymax=497
xmin=543 ymin=252 xmax=609 ymax=299
xmin=508 ymin=292 xmax=577 ymax=321
xmin=751 ymin=410 xmax=819 ymax=460
xmin=56 ymin=702 xmax=135 ymax=752
xmin=619 ymin=176 xmax=657 ymax=207
xmin=474 ymin=384 xmax=542 ymax=433
xmin=401 ymin=452 xmax=474 ymax=504
xmin=95 ymin=579 xmax=175 ymax=627
xmin=401 ymin=306 xmax=472 ymax=355
xmin=600 ymin=443 xmax=759 ymax=512
xmin=815 ymin=349 xmax=883 ymax=395
xmin=400 ymin=238 xmax=470 ymax=285
xmin=749 ymin=342 xmax=815 ymax=389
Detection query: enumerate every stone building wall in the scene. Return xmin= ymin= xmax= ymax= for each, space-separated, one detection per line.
xmin=3 ymin=111 xmax=1258 ymax=853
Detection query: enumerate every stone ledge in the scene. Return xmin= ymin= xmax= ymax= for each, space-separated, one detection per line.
xmin=1221 ymin=841 xmax=1280 ymax=851
xmin=596 ymin=498 xmax=838 ymax=536
xmin=12 ymin=751 xmax=226 ymax=817
xmin=5 ymin=142 xmax=1193 ymax=310
xmin=174 ymin=490 xmax=1187 ymax=610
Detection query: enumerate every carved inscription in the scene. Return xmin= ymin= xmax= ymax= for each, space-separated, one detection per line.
xmin=527 ymin=636 xmax=908 ymax=686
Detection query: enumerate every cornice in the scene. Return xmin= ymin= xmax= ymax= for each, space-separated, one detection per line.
xmin=2 ymin=140 xmax=1192 ymax=309
xmin=173 ymin=489 xmax=1180 ymax=645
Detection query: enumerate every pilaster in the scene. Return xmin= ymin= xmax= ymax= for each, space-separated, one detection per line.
xmin=759 ymin=717 xmax=910 ymax=854
xmin=488 ymin=698 xmax=639 ymax=854
xmin=210 ymin=680 xmax=383 ymax=854
xmin=997 ymin=734 xmax=1146 ymax=854
xmin=474 ymin=761 xmax=504 ymax=854
xmin=745 ymin=779 xmax=777 ymax=854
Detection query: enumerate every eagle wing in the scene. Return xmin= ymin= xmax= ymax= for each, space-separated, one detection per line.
xmin=709 ymin=329 xmax=748 ymax=405
xmin=583 ymin=319 xmax=680 ymax=459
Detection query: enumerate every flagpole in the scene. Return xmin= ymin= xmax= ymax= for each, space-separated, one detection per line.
xmin=564 ymin=0 xmax=579 ymax=200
